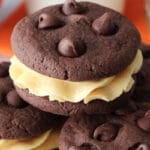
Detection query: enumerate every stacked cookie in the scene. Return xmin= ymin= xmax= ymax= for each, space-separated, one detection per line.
xmin=4 ymin=0 xmax=150 ymax=149
xmin=10 ymin=0 xmax=142 ymax=116
xmin=0 ymin=60 xmax=65 ymax=150
xmin=132 ymin=43 xmax=150 ymax=102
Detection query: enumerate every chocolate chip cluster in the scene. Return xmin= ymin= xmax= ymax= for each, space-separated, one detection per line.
xmin=37 ymin=0 xmax=117 ymax=58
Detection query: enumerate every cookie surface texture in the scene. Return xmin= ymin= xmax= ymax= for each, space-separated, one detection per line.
xmin=59 ymin=107 xmax=150 ymax=150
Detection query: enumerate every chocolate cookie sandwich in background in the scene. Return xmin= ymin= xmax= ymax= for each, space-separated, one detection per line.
xmin=0 ymin=59 xmax=65 ymax=150
xmin=140 ymin=43 xmax=150 ymax=58
xmin=132 ymin=58 xmax=150 ymax=103
xmin=59 ymin=103 xmax=150 ymax=150
xmin=132 ymin=43 xmax=150 ymax=102
xmin=10 ymin=0 xmax=142 ymax=116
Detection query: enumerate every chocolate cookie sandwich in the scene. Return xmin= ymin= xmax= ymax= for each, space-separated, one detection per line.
xmin=132 ymin=44 xmax=150 ymax=102
xmin=59 ymin=105 xmax=150 ymax=150
xmin=0 ymin=59 xmax=64 ymax=150
xmin=140 ymin=43 xmax=150 ymax=58
xmin=10 ymin=0 xmax=142 ymax=116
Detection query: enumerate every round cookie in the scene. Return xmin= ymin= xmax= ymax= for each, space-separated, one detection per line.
xmin=10 ymin=0 xmax=142 ymax=116
xmin=132 ymin=58 xmax=150 ymax=102
xmin=16 ymin=87 xmax=130 ymax=116
xmin=59 ymin=105 xmax=150 ymax=150
xmin=0 ymin=60 xmax=63 ymax=140
xmin=11 ymin=0 xmax=140 ymax=81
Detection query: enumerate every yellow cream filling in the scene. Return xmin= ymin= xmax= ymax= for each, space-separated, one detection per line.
xmin=9 ymin=50 xmax=143 ymax=104
xmin=0 ymin=130 xmax=59 ymax=150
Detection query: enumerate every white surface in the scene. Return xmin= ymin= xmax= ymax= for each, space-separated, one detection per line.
xmin=26 ymin=0 xmax=125 ymax=14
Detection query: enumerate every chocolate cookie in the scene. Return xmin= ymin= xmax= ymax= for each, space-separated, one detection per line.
xmin=140 ymin=43 xmax=150 ymax=59
xmin=132 ymin=58 xmax=150 ymax=102
xmin=0 ymin=60 xmax=63 ymax=139
xmin=11 ymin=0 xmax=140 ymax=81
xmin=59 ymin=106 xmax=150 ymax=150
xmin=16 ymin=87 xmax=131 ymax=116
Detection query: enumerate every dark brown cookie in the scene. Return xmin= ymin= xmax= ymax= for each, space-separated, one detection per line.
xmin=59 ymin=106 xmax=150 ymax=150
xmin=140 ymin=43 xmax=150 ymax=59
xmin=0 ymin=62 xmax=13 ymax=97
xmin=0 ymin=60 xmax=64 ymax=139
xmin=132 ymin=58 xmax=150 ymax=102
xmin=16 ymin=87 xmax=131 ymax=116
xmin=11 ymin=1 xmax=140 ymax=81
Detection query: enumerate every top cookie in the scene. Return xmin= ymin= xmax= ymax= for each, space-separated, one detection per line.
xmin=11 ymin=0 xmax=140 ymax=81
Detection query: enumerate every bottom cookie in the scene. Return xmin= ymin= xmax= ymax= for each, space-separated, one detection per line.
xmin=16 ymin=87 xmax=131 ymax=116
xmin=0 ymin=58 xmax=66 ymax=150
xmin=59 ymin=103 xmax=150 ymax=150
xmin=0 ymin=129 xmax=59 ymax=150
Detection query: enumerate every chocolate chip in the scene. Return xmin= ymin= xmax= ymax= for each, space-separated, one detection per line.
xmin=137 ymin=117 xmax=150 ymax=132
xmin=38 ymin=13 xmax=63 ymax=29
xmin=92 ymin=12 xmax=117 ymax=35
xmin=136 ymin=144 xmax=150 ymax=150
xmin=7 ymin=90 xmax=27 ymax=108
xmin=62 ymin=0 xmax=82 ymax=15
xmin=58 ymin=38 xmax=78 ymax=57
xmin=93 ymin=123 xmax=118 ymax=142
xmin=0 ymin=62 xmax=9 ymax=78
xmin=58 ymin=37 xmax=86 ymax=58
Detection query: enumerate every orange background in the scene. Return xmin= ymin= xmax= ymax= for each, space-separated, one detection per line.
xmin=0 ymin=0 xmax=150 ymax=56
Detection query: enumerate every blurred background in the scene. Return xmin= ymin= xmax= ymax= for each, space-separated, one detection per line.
xmin=0 ymin=0 xmax=150 ymax=56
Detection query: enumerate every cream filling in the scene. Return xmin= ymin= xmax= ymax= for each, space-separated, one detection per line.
xmin=0 ymin=130 xmax=59 ymax=150
xmin=9 ymin=50 xmax=143 ymax=104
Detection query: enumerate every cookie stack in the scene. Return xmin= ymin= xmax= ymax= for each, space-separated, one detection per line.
xmin=0 ymin=60 xmax=64 ymax=150
xmin=2 ymin=0 xmax=149 ymax=149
